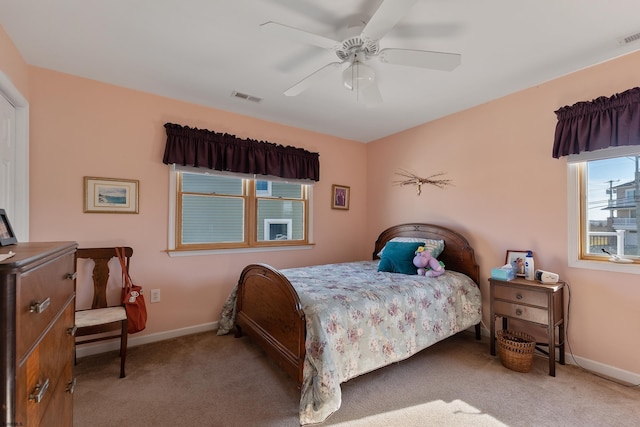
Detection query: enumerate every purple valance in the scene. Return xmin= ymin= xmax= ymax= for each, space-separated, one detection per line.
xmin=552 ymin=87 xmax=640 ymax=158
xmin=163 ymin=123 xmax=320 ymax=181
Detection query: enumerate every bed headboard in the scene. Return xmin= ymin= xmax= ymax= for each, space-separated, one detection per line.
xmin=372 ymin=223 xmax=480 ymax=284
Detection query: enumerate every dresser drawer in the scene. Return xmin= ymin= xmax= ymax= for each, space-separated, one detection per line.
xmin=18 ymin=252 xmax=75 ymax=359
xmin=493 ymin=300 xmax=549 ymax=325
xmin=38 ymin=362 xmax=74 ymax=427
xmin=493 ymin=284 xmax=548 ymax=308
xmin=17 ymin=302 xmax=75 ymax=427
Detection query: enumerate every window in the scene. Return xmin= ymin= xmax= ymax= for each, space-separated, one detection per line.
xmin=256 ymin=180 xmax=272 ymax=197
xmin=568 ymin=146 xmax=640 ymax=270
xmin=171 ymin=167 xmax=310 ymax=251
xmin=264 ymin=219 xmax=292 ymax=240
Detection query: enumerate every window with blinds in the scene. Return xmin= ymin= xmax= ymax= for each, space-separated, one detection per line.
xmin=175 ymin=171 xmax=309 ymax=250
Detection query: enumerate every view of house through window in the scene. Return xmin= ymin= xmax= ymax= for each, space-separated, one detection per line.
xmin=176 ymin=171 xmax=309 ymax=249
xmin=583 ymin=155 xmax=640 ymax=260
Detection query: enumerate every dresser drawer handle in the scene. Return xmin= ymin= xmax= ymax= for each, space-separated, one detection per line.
xmin=66 ymin=378 xmax=77 ymax=394
xmin=29 ymin=297 xmax=51 ymax=314
xmin=29 ymin=378 xmax=50 ymax=403
xmin=515 ymin=308 xmax=523 ymax=316
xmin=516 ymin=293 xmax=523 ymax=300
xmin=67 ymin=272 xmax=77 ymax=280
xmin=67 ymin=325 xmax=78 ymax=336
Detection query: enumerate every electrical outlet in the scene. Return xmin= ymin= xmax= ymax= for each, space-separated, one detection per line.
xmin=150 ymin=289 xmax=161 ymax=303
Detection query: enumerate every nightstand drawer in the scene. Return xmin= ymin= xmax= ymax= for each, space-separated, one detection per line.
xmin=493 ymin=284 xmax=548 ymax=308
xmin=493 ymin=300 xmax=548 ymax=324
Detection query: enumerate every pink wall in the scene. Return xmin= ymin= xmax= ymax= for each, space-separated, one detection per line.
xmin=367 ymin=51 xmax=640 ymax=375
xmin=25 ymin=66 xmax=367 ymax=335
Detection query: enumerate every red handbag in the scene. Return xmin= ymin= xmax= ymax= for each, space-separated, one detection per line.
xmin=116 ymin=247 xmax=147 ymax=334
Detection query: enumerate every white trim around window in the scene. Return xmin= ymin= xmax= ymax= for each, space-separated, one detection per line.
xmin=567 ymin=146 xmax=640 ymax=274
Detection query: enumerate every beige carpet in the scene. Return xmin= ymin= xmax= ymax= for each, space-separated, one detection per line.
xmin=73 ymin=331 xmax=640 ymax=427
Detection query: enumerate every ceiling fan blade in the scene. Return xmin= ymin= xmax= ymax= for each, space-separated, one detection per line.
xmin=260 ymin=21 xmax=340 ymax=49
xmin=378 ymin=48 xmax=461 ymax=71
xmin=361 ymin=0 xmax=419 ymax=41
xmin=264 ymin=0 xmax=342 ymax=24
xmin=358 ymin=80 xmax=382 ymax=106
xmin=284 ymin=61 xmax=345 ymax=96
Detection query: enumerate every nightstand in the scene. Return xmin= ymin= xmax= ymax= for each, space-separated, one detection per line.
xmin=489 ymin=277 xmax=565 ymax=376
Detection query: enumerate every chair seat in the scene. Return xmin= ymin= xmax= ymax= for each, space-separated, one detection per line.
xmin=76 ymin=306 xmax=127 ymax=328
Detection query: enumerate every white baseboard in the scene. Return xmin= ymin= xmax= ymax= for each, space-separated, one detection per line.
xmin=77 ymin=321 xmax=640 ymax=385
xmin=75 ymin=321 xmax=219 ymax=359
xmin=564 ymin=353 xmax=640 ymax=386
xmin=476 ymin=325 xmax=639 ymax=385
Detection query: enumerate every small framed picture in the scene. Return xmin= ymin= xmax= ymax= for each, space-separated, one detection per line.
xmin=0 ymin=209 xmax=17 ymax=246
xmin=84 ymin=177 xmax=139 ymax=214
xmin=331 ymin=184 xmax=350 ymax=210
xmin=505 ymin=250 xmax=530 ymax=277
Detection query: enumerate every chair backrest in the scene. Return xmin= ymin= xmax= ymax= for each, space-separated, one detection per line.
xmin=76 ymin=247 xmax=133 ymax=309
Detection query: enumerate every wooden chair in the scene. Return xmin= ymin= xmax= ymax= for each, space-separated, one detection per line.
xmin=74 ymin=247 xmax=132 ymax=378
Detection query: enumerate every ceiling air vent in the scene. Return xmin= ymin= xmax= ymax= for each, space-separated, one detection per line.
xmin=618 ymin=31 xmax=640 ymax=46
xmin=231 ymin=91 xmax=262 ymax=103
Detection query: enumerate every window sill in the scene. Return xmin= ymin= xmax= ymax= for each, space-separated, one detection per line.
xmin=569 ymin=258 xmax=640 ymax=275
xmin=166 ymin=244 xmax=314 ymax=257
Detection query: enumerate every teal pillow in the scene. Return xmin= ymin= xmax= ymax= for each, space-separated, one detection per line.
xmin=378 ymin=241 xmax=424 ymax=275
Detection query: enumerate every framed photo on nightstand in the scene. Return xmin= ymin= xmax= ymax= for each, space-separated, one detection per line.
xmin=505 ymin=250 xmax=529 ymax=277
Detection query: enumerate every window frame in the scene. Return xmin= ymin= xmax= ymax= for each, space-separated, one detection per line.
xmin=167 ymin=165 xmax=314 ymax=255
xmin=567 ymin=146 xmax=640 ymax=274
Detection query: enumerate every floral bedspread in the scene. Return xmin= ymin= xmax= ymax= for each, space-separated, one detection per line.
xmin=218 ymin=261 xmax=482 ymax=425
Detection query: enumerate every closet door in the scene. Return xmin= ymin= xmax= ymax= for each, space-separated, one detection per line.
xmin=0 ymin=92 xmax=16 ymax=217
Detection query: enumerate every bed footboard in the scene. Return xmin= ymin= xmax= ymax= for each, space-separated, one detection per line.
xmin=235 ymin=263 xmax=306 ymax=385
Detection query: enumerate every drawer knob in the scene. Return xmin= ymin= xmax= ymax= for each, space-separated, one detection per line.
xmin=29 ymin=378 xmax=50 ymax=403
xmin=29 ymin=297 xmax=51 ymax=314
xmin=516 ymin=293 xmax=523 ymax=300
xmin=515 ymin=308 xmax=523 ymax=316
xmin=66 ymin=378 xmax=77 ymax=394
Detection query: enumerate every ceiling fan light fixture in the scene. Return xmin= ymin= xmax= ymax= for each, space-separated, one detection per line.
xmin=342 ymin=61 xmax=376 ymax=91
xmin=267 ymin=0 xmax=461 ymax=101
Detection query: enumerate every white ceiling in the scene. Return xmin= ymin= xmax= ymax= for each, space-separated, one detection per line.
xmin=1 ymin=0 xmax=640 ymax=142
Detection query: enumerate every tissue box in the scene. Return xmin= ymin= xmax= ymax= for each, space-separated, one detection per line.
xmin=491 ymin=267 xmax=515 ymax=281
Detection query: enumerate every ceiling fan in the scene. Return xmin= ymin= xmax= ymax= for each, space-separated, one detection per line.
xmin=261 ymin=0 xmax=461 ymax=105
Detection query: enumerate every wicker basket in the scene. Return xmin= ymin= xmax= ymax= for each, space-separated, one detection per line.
xmin=497 ymin=330 xmax=536 ymax=373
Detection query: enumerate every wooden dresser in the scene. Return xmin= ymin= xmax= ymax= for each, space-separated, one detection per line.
xmin=1 ymin=242 xmax=78 ymax=427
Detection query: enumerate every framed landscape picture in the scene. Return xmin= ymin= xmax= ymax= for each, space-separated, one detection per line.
xmin=84 ymin=177 xmax=139 ymax=214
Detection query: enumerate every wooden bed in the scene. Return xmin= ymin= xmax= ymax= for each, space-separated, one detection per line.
xmin=233 ymin=223 xmax=481 ymax=386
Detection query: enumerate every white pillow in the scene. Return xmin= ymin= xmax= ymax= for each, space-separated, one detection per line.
xmin=377 ymin=237 xmax=445 ymax=258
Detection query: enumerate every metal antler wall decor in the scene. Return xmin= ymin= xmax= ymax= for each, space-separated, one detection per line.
xmin=393 ymin=169 xmax=453 ymax=196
